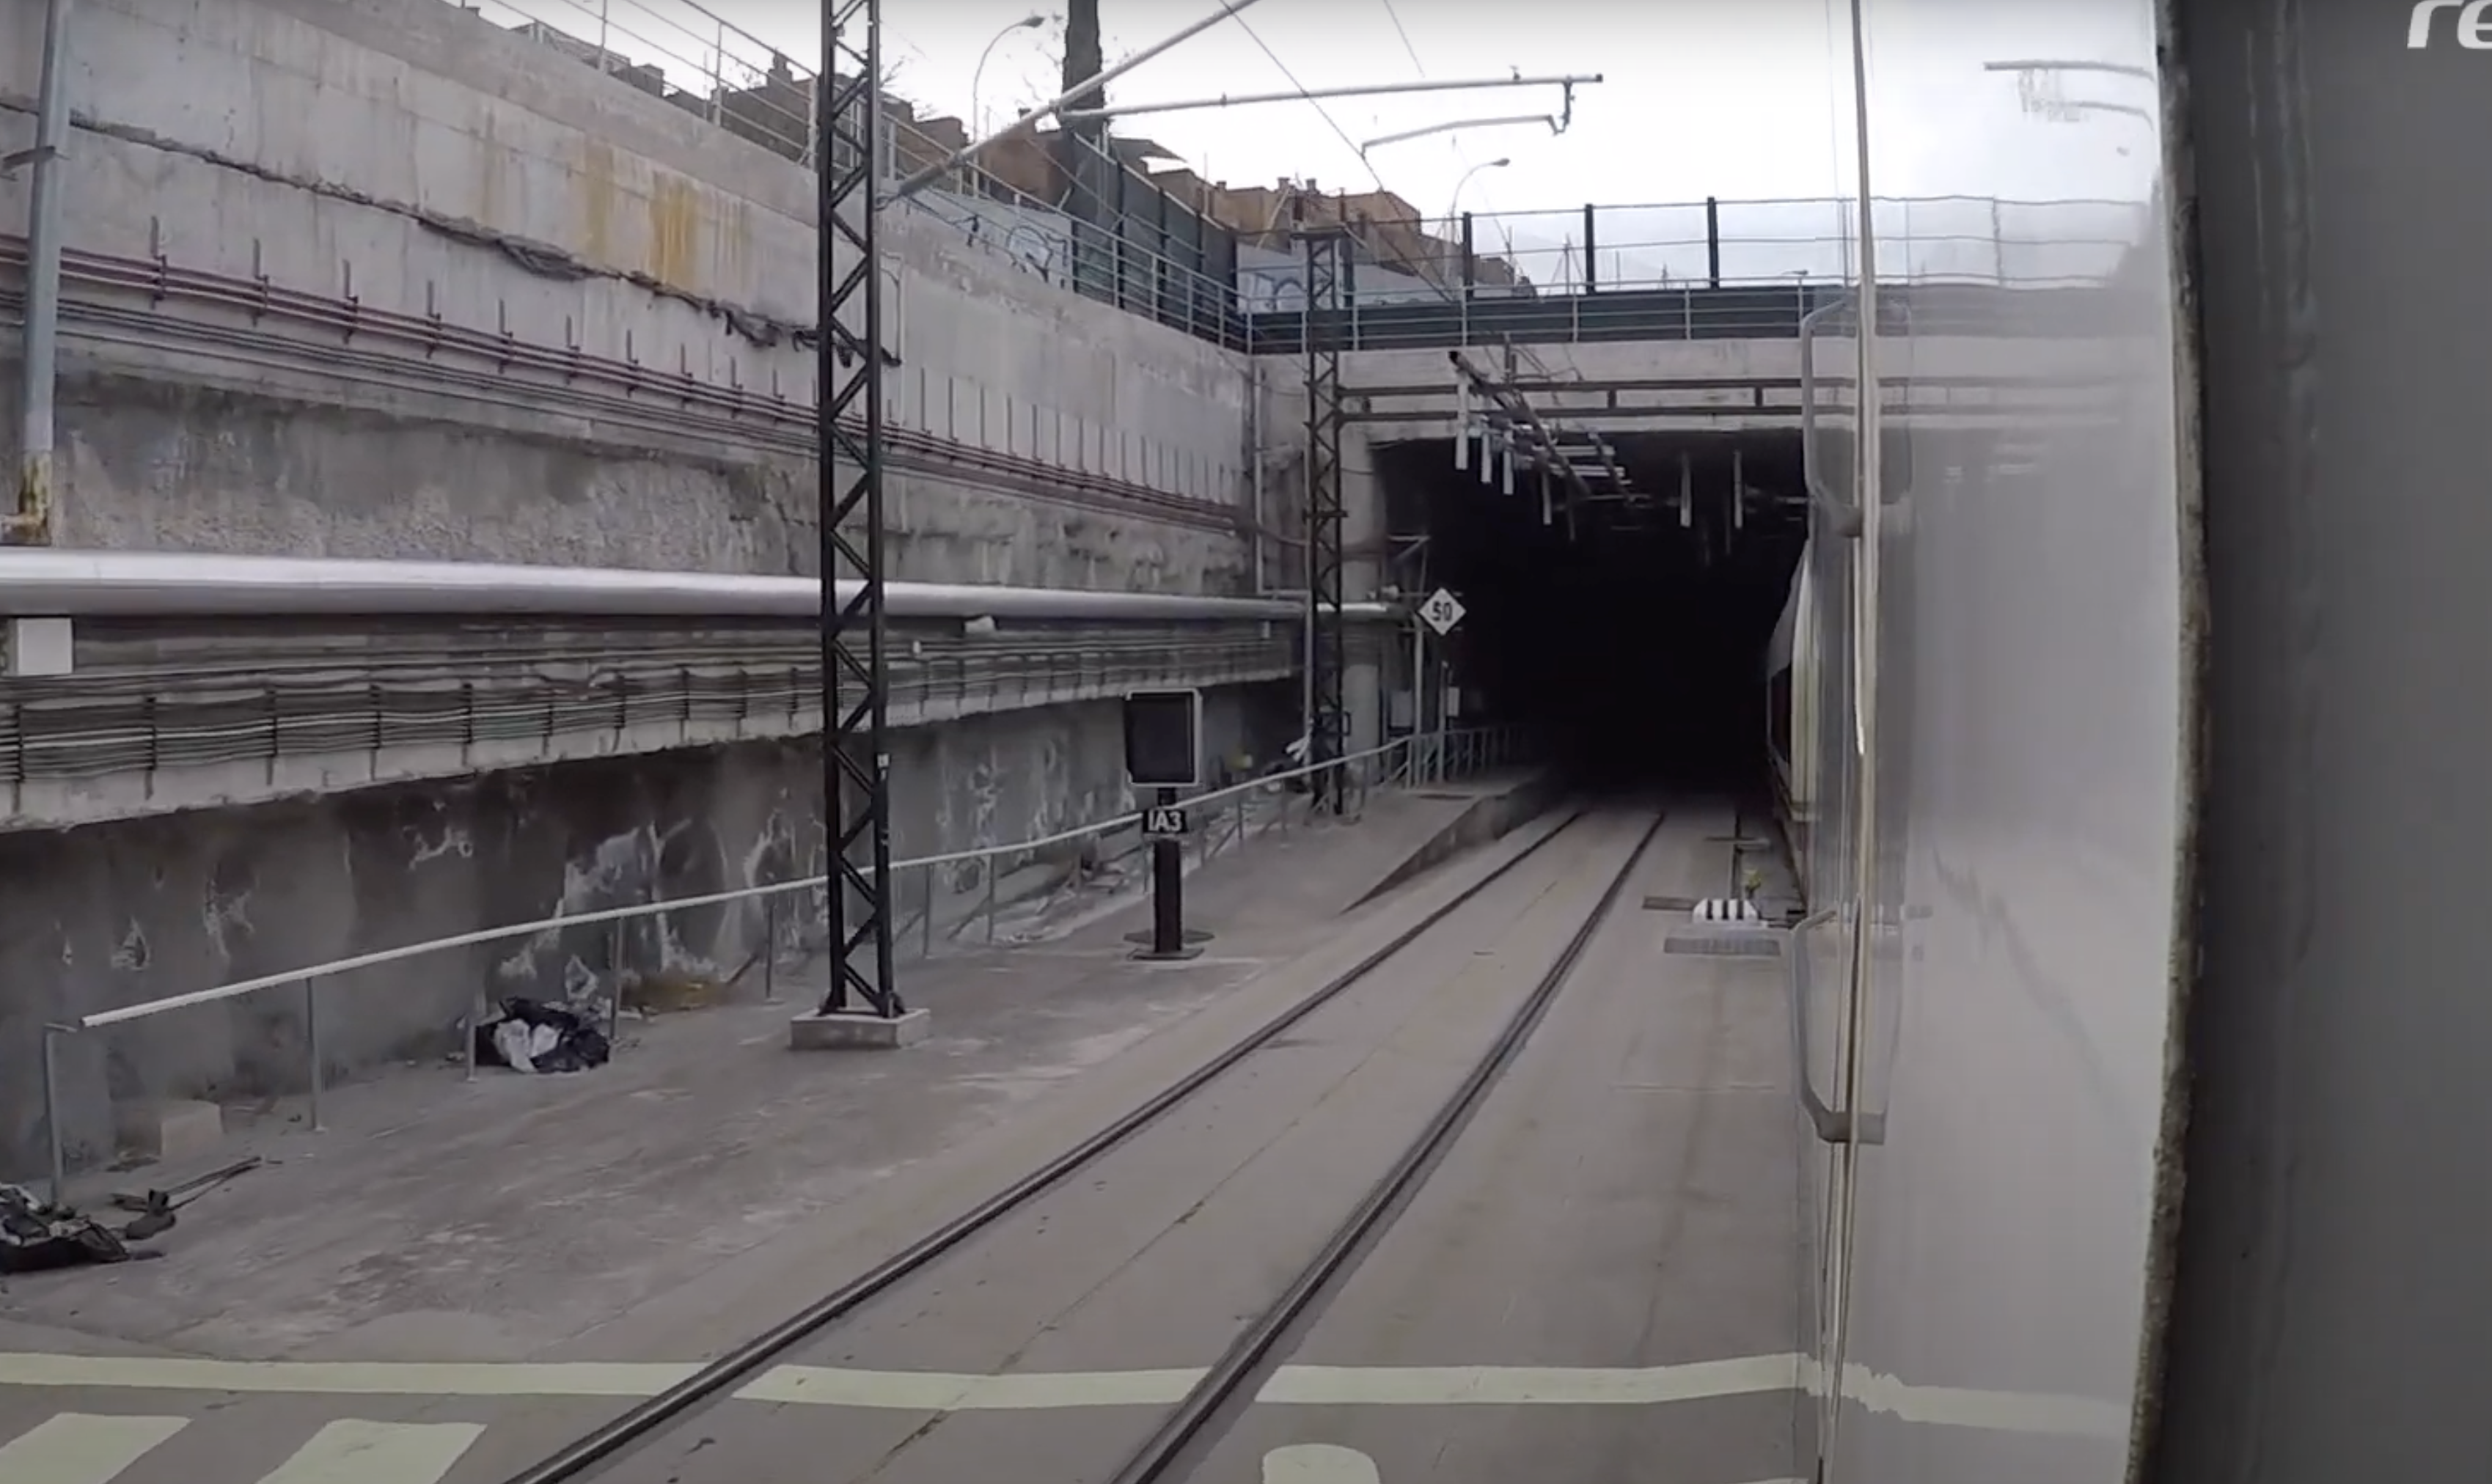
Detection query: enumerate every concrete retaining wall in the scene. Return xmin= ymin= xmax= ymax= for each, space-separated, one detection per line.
xmin=0 ymin=0 xmax=1270 ymax=587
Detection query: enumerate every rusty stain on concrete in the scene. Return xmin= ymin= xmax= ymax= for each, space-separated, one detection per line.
xmin=714 ymin=195 xmax=754 ymax=297
xmin=648 ymin=172 xmax=704 ymax=293
xmin=477 ymin=110 xmax=508 ymax=232
xmin=577 ymin=138 xmax=617 ymax=268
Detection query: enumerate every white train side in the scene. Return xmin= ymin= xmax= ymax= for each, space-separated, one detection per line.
xmin=1767 ymin=8 xmax=2192 ymax=1475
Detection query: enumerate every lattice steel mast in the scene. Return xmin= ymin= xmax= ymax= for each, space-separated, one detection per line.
xmin=1299 ymin=227 xmax=1349 ymax=814
xmin=817 ymin=0 xmax=900 ymax=1018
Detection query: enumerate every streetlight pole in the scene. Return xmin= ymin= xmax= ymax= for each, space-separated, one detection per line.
xmin=971 ymin=14 xmax=1045 ymax=136
xmin=1448 ymin=157 xmax=1509 ymax=222
xmin=1443 ymin=156 xmax=1507 ymax=251
xmin=893 ymin=0 xmax=1272 ymax=203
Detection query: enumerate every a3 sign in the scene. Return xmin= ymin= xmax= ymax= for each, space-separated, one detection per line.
xmin=1143 ymin=805 xmax=1190 ymax=839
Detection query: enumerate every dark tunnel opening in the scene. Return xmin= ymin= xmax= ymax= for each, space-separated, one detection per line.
xmin=1382 ymin=430 xmax=1808 ymax=799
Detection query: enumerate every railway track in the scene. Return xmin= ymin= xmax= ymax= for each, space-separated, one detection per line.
xmin=496 ymin=800 xmax=1674 ymax=1484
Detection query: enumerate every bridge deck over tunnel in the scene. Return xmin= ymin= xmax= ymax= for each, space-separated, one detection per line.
xmin=1379 ymin=430 xmax=1808 ymax=795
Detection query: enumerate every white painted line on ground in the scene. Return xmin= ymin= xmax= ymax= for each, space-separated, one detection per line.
xmin=0 ymin=1350 xmax=2131 ymax=1438
xmin=1258 ymin=1354 xmax=1803 ymax=1406
xmin=1831 ymin=1361 xmax=2130 ymax=1439
xmin=737 ymin=1357 xmax=1806 ymax=1410
xmin=1264 ymin=1443 xmax=1381 ymax=1483
xmin=0 ymin=1355 xmax=698 ymax=1397
xmin=1251 ymin=1446 xmax=1801 ymax=1484
xmin=255 ymin=1420 xmax=485 ymax=1484
xmin=0 ymin=1414 xmax=186 ymax=1484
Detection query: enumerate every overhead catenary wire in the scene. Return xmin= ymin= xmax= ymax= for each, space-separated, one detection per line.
xmin=1368 ymin=0 xmax=1481 ymax=220
xmin=1224 ymin=10 xmax=1387 ymax=193
xmin=890 ymin=0 xmax=1273 ymax=200
xmin=1357 ymin=0 xmax=1534 ymax=296
xmin=1176 ymin=12 xmax=1502 ymax=310
xmin=1351 ymin=0 xmax=1566 ymax=383
xmin=1376 ymin=0 xmax=1426 ymax=76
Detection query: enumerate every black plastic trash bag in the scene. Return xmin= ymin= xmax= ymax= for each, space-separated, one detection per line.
xmin=0 ymin=1182 xmax=172 ymax=1275
xmin=474 ymin=996 xmax=612 ymax=1074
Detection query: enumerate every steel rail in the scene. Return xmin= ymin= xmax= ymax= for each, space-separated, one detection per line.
xmin=494 ymin=802 xmax=1597 ymax=1484
xmin=1106 ymin=804 xmax=1670 ymax=1483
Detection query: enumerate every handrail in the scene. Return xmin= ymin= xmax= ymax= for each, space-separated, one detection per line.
xmin=0 ymin=550 xmax=1312 ymax=622
xmin=67 ymin=727 xmax=1520 ymax=1033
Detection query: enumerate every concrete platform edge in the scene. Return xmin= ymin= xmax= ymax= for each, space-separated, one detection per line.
xmin=1352 ymin=770 xmax=1566 ymax=911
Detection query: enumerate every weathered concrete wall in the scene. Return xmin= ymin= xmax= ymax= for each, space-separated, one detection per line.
xmin=0 ymin=684 xmax=1294 ymax=1180
xmin=0 ymin=0 xmax=1264 ymax=588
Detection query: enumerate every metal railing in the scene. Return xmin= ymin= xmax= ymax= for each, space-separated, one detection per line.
xmin=0 ymin=631 xmax=1294 ymax=790
xmin=28 ymin=724 xmax=1532 ymax=1199
xmin=1245 ymin=195 xmax=2147 ymax=313
xmin=1242 ymin=276 xmax=2133 ymax=356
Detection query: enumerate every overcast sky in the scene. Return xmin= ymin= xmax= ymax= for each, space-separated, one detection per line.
xmin=480 ymin=0 xmax=2162 ymax=276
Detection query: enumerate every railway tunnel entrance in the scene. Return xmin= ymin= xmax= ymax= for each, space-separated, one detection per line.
xmin=1380 ymin=430 xmax=1809 ymax=797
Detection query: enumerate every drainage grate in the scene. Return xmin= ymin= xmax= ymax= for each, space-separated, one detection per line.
xmin=1410 ymin=791 xmax=1470 ymax=801
xmin=1642 ymin=894 xmax=1700 ymax=912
